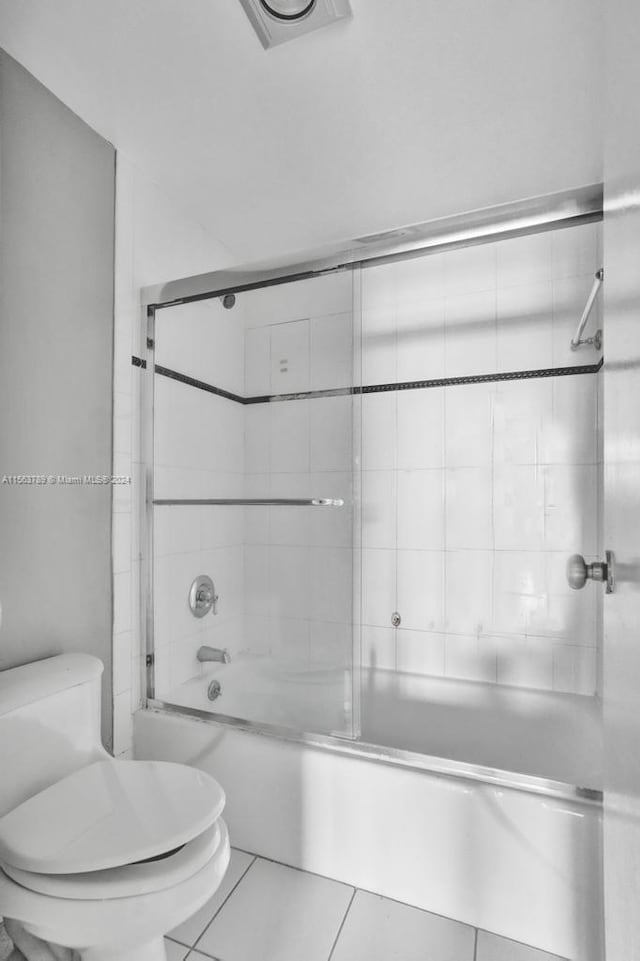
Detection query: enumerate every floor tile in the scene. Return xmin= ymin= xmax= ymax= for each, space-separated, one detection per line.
xmin=330 ymin=890 xmax=475 ymax=961
xmin=196 ymin=858 xmax=353 ymax=961
xmin=476 ymin=930 xmax=568 ymax=961
xmin=164 ymin=940 xmax=189 ymax=961
xmin=169 ymin=849 xmax=255 ymax=946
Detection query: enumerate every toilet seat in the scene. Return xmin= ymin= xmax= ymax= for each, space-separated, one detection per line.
xmin=0 ymin=759 xmax=225 ymax=875
xmin=1 ymin=821 xmax=223 ymax=900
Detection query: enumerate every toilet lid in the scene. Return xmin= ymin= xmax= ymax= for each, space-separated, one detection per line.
xmin=0 ymin=759 xmax=225 ymax=874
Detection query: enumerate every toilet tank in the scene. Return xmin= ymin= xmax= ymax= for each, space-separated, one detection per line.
xmin=0 ymin=654 xmax=108 ymax=816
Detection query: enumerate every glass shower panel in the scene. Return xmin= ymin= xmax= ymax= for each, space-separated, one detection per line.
xmin=150 ymin=268 xmax=361 ymax=739
xmin=358 ymin=222 xmax=603 ymax=713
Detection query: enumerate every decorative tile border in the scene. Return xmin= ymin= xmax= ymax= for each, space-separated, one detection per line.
xmin=132 ymin=355 xmax=604 ymax=405
xmin=154 ymin=363 xmax=244 ymax=404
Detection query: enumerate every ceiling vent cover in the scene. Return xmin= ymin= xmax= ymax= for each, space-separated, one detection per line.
xmin=238 ymin=0 xmax=352 ymax=48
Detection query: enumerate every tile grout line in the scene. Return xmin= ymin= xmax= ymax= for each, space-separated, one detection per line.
xmin=326 ymin=888 xmax=357 ymax=961
xmin=170 ymin=854 xmax=258 ymax=954
xmin=229 ymin=848 xmax=476 ymax=931
xmin=184 ymin=948 xmax=221 ymax=961
xmin=474 ymin=925 xmax=569 ymax=961
xmin=171 ymin=848 xmax=568 ymax=961
xmin=230 ymin=847 xmax=354 ymax=889
xmin=193 ymin=854 xmax=258 ymax=951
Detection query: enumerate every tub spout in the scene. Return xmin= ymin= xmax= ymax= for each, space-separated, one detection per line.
xmin=197 ymin=645 xmax=231 ymax=664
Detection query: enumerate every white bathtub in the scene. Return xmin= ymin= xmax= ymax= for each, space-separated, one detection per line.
xmin=137 ymin=656 xmax=604 ymax=960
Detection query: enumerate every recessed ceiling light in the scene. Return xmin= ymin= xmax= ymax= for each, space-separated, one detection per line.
xmin=238 ymin=0 xmax=352 ymax=49
xmin=259 ymin=0 xmax=316 ymax=21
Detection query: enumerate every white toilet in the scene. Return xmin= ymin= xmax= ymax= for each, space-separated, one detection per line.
xmin=0 ymin=653 xmax=230 ymax=961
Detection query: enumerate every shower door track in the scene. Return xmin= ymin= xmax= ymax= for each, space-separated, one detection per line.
xmin=153 ymin=498 xmax=345 ymax=507
xmin=141 ymin=183 xmax=603 ymax=311
xmin=146 ymin=699 xmax=602 ymax=806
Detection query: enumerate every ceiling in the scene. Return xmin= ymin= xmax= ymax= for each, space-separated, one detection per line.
xmin=0 ymin=0 xmax=603 ymax=263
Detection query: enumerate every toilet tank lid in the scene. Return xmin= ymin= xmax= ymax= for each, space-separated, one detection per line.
xmin=0 ymin=654 xmax=103 ymax=717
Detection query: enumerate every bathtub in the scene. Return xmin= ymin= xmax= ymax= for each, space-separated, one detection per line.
xmin=136 ymin=655 xmax=604 ymax=960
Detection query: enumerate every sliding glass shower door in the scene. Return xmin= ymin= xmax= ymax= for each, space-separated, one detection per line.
xmin=148 ymin=268 xmax=361 ymax=739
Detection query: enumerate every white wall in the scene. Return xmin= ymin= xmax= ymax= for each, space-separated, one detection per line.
xmin=111 ymin=154 xmax=236 ymax=755
xmin=0 ymin=0 xmax=604 ymax=261
xmin=360 ymin=223 xmax=604 ymax=695
xmin=602 ymin=0 xmax=640 ymax=955
xmin=0 ymin=51 xmax=115 ymax=745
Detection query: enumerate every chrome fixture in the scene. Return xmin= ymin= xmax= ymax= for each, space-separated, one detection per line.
xmin=391 ymin=612 xmax=401 ymax=628
xmin=189 ymin=575 xmax=219 ymax=618
xmin=198 ymin=646 xmax=231 ymax=664
xmin=207 ymin=680 xmax=222 ymax=701
xmin=155 ymin=497 xmax=344 ymax=507
xmin=571 ymin=269 xmax=604 ymax=351
xmin=567 ymin=552 xmax=615 ymax=594
xmin=237 ymin=0 xmax=351 ymax=50
xmin=142 ymin=184 xmax=602 ymax=310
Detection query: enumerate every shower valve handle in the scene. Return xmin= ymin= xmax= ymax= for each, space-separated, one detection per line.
xmin=567 ymin=552 xmax=615 ymax=593
xmin=197 ymin=586 xmax=218 ymax=614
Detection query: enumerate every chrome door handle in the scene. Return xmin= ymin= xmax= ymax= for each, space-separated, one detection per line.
xmin=566 ymin=552 xmax=615 ymax=593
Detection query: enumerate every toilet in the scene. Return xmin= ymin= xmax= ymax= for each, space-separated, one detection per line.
xmin=0 ymin=653 xmax=230 ymax=961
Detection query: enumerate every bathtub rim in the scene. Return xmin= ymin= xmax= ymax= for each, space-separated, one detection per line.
xmin=145 ymin=699 xmax=602 ymax=806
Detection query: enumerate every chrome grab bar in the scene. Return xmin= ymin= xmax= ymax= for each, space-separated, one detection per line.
xmin=571 ymin=268 xmax=603 ymax=350
xmin=153 ymin=498 xmax=344 ymax=507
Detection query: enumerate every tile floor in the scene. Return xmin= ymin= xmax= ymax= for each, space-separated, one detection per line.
xmin=0 ymin=848 xmax=569 ymax=961
xmin=163 ymin=848 xmax=569 ymax=961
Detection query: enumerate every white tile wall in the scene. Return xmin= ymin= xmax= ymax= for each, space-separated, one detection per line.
xmin=445 ymin=290 xmax=497 ymax=377
xmin=145 ymin=262 xmax=248 ymax=704
xmin=311 ymin=312 xmax=354 ymax=390
xmin=155 ymin=298 xmax=244 ymax=396
xmin=497 ymin=281 xmax=553 ymax=372
xmin=362 ymin=625 xmax=396 ymax=671
xmin=397 ymin=389 xmax=444 ymax=469
xmin=396 ymin=630 xmax=445 ymax=676
xmin=363 ymin=393 xmax=397 ymax=470
xmin=360 ymin=223 xmax=602 ymax=696
xmin=397 ymin=550 xmax=445 ymax=633
xmin=396 ymin=298 xmax=445 ymax=382
xmin=240 ymin=278 xmax=355 ymax=674
xmin=242 ymin=273 xmax=352 ymax=329
xmin=270 ymin=319 xmax=310 ymax=394
xmin=397 ymin=471 xmax=445 ymax=551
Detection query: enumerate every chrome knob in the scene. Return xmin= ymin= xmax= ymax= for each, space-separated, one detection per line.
xmin=567 ymin=552 xmax=615 ymax=593
xmin=189 ymin=574 xmax=219 ymax=617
